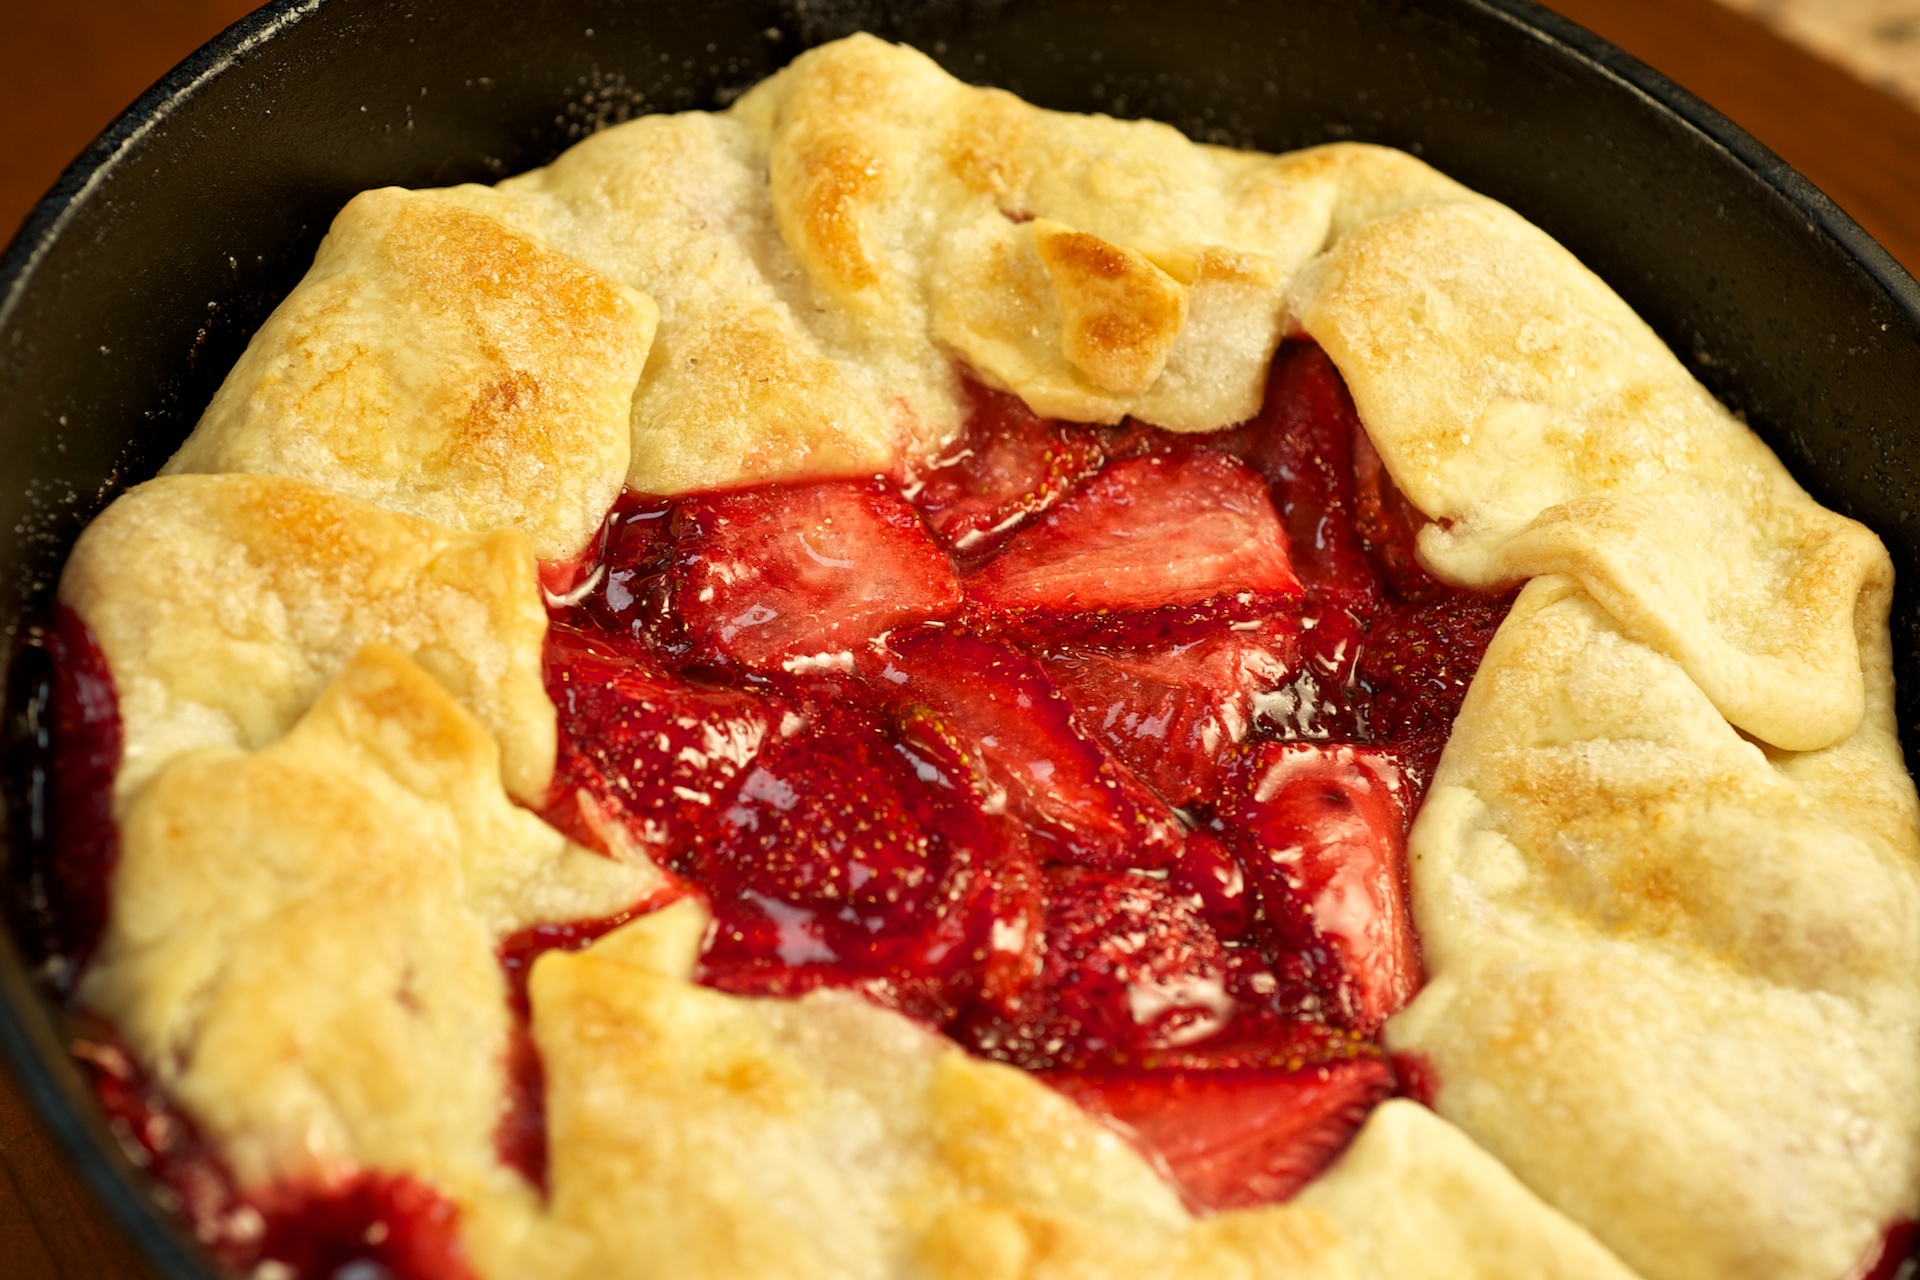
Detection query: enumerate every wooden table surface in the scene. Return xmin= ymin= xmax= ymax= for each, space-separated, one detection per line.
xmin=4 ymin=0 xmax=1920 ymax=1276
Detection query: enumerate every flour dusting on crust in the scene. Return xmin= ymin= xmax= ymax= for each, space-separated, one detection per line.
xmin=60 ymin=473 xmax=555 ymax=805
xmin=166 ymin=188 xmax=655 ymax=561
xmin=81 ymin=646 xmax=661 ymax=1199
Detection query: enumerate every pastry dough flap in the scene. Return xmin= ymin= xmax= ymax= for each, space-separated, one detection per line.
xmin=80 ymin=644 xmax=663 ymax=1201
xmin=158 ymin=33 xmax=1886 ymax=753
xmin=1386 ymin=579 xmax=1920 ymax=1280
xmin=165 ymin=189 xmax=655 ymax=561
xmin=60 ymin=473 xmax=557 ymax=805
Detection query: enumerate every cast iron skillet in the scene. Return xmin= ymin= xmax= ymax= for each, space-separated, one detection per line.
xmin=2 ymin=1 xmax=1917 ymax=1275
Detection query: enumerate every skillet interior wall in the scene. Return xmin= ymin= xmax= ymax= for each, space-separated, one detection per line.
xmin=1 ymin=0 xmax=1919 ymax=1275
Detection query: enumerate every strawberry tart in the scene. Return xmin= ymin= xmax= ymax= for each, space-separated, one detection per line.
xmin=24 ymin=32 xmax=1920 ymax=1280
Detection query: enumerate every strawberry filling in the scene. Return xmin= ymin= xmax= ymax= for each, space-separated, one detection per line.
xmin=531 ymin=341 xmax=1516 ymax=1214
xmin=912 ymin=382 xmax=1108 ymax=562
xmin=1048 ymin=1059 xmax=1396 ymax=1211
xmin=1040 ymin=616 xmax=1302 ymax=808
xmin=1220 ymin=743 xmax=1420 ymax=1036
xmin=36 ymin=342 xmax=1527 ymax=1274
xmin=665 ymin=478 xmax=963 ymax=670
xmin=859 ymin=628 xmax=1186 ymax=871
xmin=965 ymin=449 xmax=1302 ymax=627
xmin=8 ymin=606 xmax=121 ymax=977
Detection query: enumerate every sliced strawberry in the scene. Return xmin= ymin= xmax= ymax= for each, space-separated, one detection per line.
xmin=956 ymin=866 xmax=1282 ymax=1072
xmin=1222 ymin=742 xmax=1422 ymax=1036
xmin=1359 ymin=586 xmax=1517 ymax=788
xmin=1210 ymin=342 xmax=1380 ymax=614
xmin=889 ymin=708 xmax=1049 ymax=1014
xmin=965 ymin=451 xmax=1300 ymax=637
xmin=667 ymin=478 xmax=961 ymax=670
xmin=1040 ymin=617 xmax=1301 ymax=808
xmin=911 ymin=380 xmax=1106 ymax=560
xmin=863 ymin=627 xmax=1184 ymax=872
xmin=1045 ymin=1056 xmax=1394 ymax=1211
xmin=688 ymin=696 xmax=1016 ymax=1025
xmin=542 ymin=622 xmax=784 ymax=858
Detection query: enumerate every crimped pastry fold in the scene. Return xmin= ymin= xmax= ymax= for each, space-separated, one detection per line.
xmin=81 ymin=646 xmax=662 ymax=1200
xmin=165 ymin=188 xmax=655 ymax=561
xmin=61 ymin=473 xmax=556 ymax=804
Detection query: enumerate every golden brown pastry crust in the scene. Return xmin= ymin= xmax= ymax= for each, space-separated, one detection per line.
xmin=59 ymin=32 xmax=1920 ymax=1280
xmin=165 ymin=188 xmax=655 ymax=561
xmin=80 ymin=645 xmax=662 ymax=1198
xmin=59 ymin=472 xmax=556 ymax=804
xmin=473 ymin=902 xmax=1356 ymax=1280
xmin=1385 ymin=579 xmax=1920 ymax=1280
xmin=1297 ymin=1101 xmax=1643 ymax=1280
xmin=1298 ymin=198 xmax=1887 ymax=753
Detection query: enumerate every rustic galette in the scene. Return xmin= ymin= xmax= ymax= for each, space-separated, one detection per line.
xmin=32 ymin=32 xmax=1920 ymax=1280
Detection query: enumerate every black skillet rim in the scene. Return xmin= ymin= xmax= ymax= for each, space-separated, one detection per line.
xmin=0 ymin=1 xmax=1916 ymax=1276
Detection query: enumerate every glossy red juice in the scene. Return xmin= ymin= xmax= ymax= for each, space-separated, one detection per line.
xmin=540 ymin=341 xmax=1516 ymax=1212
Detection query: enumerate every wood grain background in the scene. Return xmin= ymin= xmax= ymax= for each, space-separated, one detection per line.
xmin=2 ymin=0 xmax=1917 ymax=1275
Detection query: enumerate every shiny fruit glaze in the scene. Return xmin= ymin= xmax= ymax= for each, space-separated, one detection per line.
xmin=539 ymin=341 xmax=1517 ymax=1214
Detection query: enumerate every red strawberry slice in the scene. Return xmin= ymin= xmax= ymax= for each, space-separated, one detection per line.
xmin=542 ymin=622 xmax=784 ymax=858
xmin=1171 ymin=828 xmax=1254 ymax=941
xmin=965 ymin=451 xmax=1300 ymax=633
xmin=888 ymin=709 xmax=1049 ymax=1014
xmin=910 ymin=380 xmax=1106 ymax=559
xmin=957 ymin=866 xmax=1280 ymax=1072
xmin=1040 ymin=617 xmax=1301 ymax=808
xmin=1359 ymin=586 xmax=1518 ymax=789
xmin=667 ymin=478 xmax=961 ymax=670
xmin=1210 ymin=342 xmax=1381 ymax=614
xmin=1045 ymin=1057 xmax=1394 ymax=1211
xmin=688 ymin=697 xmax=1019 ymax=1026
xmin=1222 ymin=742 xmax=1422 ymax=1036
xmin=863 ymin=627 xmax=1184 ymax=872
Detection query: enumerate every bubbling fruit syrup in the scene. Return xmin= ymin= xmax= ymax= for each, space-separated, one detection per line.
xmin=38 ymin=342 xmax=1522 ymax=1277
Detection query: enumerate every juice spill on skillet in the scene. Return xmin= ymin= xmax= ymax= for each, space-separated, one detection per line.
xmin=35 ymin=341 xmax=1519 ymax=1277
xmin=8 ymin=605 xmax=121 ymax=978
